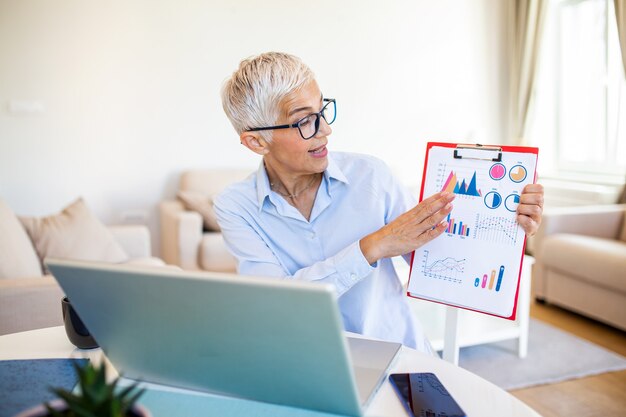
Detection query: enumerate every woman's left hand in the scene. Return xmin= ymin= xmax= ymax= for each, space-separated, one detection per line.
xmin=517 ymin=183 xmax=544 ymax=237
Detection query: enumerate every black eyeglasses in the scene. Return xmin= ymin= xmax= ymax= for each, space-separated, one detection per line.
xmin=247 ymin=98 xmax=336 ymax=140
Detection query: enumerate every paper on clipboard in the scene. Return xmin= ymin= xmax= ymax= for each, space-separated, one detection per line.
xmin=407 ymin=142 xmax=538 ymax=319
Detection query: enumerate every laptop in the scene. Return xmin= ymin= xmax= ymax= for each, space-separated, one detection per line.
xmin=46 ymin=258 xmax=401 ymax=417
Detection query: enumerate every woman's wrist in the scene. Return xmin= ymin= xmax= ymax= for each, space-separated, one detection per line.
xmin=359 ymin=232 xmax=385 ymax=265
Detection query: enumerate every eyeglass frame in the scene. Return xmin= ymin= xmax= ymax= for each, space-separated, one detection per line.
xmin=246 ymin=98 xmax=336 ymax=140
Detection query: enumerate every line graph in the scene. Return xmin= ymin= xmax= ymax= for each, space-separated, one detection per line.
xmin=421 ymin=250 xmax=465 ymax=284
xmin=473 ymin=214 xmax=520 ymax=245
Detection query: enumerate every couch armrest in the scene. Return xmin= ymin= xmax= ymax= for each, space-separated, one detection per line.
xmin=533 ymin=204 xmax=626 ymax=258
xmin=160 ymin=200 xmax=203 ymax=270
xmin=108 ymin=225 xmax=151 ymax=259
xmin=0 ymin=276 xmax=65 ymax=335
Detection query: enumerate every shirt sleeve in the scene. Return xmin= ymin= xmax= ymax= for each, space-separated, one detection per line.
xmin=384 ymin=166 xmax=418 ymax=225
xmin=383 ymin=162 xmax=419 ymax=267
xmin=214 ymin=196 xmax=375 ymax=297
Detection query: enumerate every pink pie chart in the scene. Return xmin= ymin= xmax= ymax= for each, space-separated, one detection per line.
xmin=489 ymin=163 xmax=506 ymax=180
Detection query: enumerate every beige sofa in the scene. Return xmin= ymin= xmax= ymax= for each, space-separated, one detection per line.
xmin=0 ymin=224 xmax=161 ymax=335
xmin=160 ymin=169 xmax=251 ymax=272
xmin=532 ymin=204 xmax=626 ymax=330
xmin=0 ymin=197 xmax=165 ymax=335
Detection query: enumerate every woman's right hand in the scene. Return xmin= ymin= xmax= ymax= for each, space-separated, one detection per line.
xmin=359 ymin=192 xmax=455 ymax=264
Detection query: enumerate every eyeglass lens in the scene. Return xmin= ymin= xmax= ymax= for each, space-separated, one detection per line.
xmin=298 ymin=100 xmax=336 ymax=139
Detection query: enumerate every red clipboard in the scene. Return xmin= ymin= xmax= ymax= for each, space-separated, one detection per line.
xmin=407 ymin=142 xmax=539 ymax=320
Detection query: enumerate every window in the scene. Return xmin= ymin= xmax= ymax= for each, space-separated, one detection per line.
xmin=529 ymin=0 xmax=626 ymax=180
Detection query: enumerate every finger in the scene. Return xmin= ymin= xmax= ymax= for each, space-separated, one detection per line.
xmin=414 ymin=219 xmax=449 ymax=247
xmin=517 ymin=202 xmax=542 ymax=221
xmin=413 ymin=192 xmax=455 ymax=223
xmin=518 ymin=192 xmax=544 ymax=206
xmin=418 ymin=201 xmax=454 ymax=230
xmin=522 ymin=183 xmax=544 ymax=194
xmin=517 ymin=214 xmax=538 ymax=236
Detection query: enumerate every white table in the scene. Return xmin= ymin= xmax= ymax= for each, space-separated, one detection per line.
xmin=0 ymin=326 xmax=541 ymax=417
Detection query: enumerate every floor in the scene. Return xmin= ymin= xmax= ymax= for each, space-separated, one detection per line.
xmin=510 ymin=300 xmax=626 ymax=417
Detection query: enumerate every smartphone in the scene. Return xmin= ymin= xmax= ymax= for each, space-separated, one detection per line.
xmin=388 ymin=372 xmax=466 ymax=417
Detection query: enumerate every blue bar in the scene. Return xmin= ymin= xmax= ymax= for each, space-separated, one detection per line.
xmin=495 ymin=265 xmax=505 ymax=291
xmin=466 ymin=227 xmax=470 ymax=237
xmin=453 ymin=224 xmax=457 ymax=234
xmin=458 ymin=222 xmax=463 ymax=235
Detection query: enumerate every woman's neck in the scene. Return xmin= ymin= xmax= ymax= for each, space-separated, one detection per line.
xmin=264 ymin=163 xmax=322 ymax=220
xmin=264 ymin=163 xmax=319 ymax=197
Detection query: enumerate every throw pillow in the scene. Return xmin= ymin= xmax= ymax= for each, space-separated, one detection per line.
xmin=0 ymin=200 xmax=43 ymax=279
xmin=19 ymin=198 xmax=129 ymax=272
xmin=177 ymin=191 xmax=221 ymax=231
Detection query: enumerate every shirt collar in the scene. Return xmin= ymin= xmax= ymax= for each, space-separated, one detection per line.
xmin=254 ymin=153 xmax=350 ymax=211
xmin=255 ymin=161 xmax=272 ymax=211
xmin=324 ymin=153 xmax=350 ymax=185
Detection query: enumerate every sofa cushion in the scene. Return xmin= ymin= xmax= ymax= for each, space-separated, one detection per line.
xmin=0 ymin=276 xmax=64 ymax=335
xmin=200 ymin=232 xmax=237 ymax=272
xmin=0 ymin=200 xmax=43 ymax=279
xmin=177 ymin=190 xmax=221 ymax=231
xmin=19 ymin=198 xmax=129 ymax=272
xmin=540 ymin=233 xmax=626 ymax=293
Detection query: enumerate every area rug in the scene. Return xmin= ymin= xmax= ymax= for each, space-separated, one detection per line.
xmin=458 ymin=318 xmax=626 ymax=390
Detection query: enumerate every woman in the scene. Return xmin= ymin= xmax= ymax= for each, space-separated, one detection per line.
xmin=215 ymin=52 xmax=544 ymax=353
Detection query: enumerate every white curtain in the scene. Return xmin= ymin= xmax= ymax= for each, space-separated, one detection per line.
xmin=616 ymin=0 xmax=626 ymax=75
xmin=508 ymin=0 xmax=548 ymax=145
xmin=615 ymin=1 xmax=626 ymax=204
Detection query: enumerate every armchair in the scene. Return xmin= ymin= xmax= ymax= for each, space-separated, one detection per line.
xmin=160 ymin=169 xmax=252 ymax=272
xmin=532 ymin=204 xmax=626 ymax=330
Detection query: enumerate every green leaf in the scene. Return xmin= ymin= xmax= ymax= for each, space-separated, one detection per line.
xmin=46 ymin=361 xmax=145 ymax=417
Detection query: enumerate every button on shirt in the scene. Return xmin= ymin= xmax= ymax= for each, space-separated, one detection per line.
xmin=214 ymin=152 xmax=427 ymax=351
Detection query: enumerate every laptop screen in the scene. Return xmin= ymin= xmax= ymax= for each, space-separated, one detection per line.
xmin=47 ymin=259 xmax=370 ymax=416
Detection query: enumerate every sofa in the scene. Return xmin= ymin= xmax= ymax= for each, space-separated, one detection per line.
xmin=0 ymin=198 xmax=163 ymax=335
xmin=532 ymin=204 xmax=626 ymax=330
xmin=160 ymin=168 xmax=252 ymax=272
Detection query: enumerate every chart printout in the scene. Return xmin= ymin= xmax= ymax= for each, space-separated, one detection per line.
xmin=407 ymin=144 xmax=538 ymax=318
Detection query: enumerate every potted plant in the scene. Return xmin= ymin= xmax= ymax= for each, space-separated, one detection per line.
xmin=14 ymin=361 xmax=151 ymax=417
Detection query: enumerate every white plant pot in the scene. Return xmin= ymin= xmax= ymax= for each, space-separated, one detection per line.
xmin=13 ymin=399 xmax=152 ymax=417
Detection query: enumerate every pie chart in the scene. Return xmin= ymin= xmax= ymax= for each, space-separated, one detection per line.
xmin=505 ymin=193 xmax=521 ymax=212
xmin=509 ymin=165 xmax=527 ymax=183
xmin=489 ymin=163 xmax=506 ymax=180
xmin=484 ymin=191 xmax=502 ymax=209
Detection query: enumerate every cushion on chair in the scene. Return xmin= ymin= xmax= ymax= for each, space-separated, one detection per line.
xmin=176 ymin=169 xmax=252 ymax=232
xmin=200 ymin=233 xmax=237 ymax=272
xmin=19 ymin=198 xmax=129 ymax=272
xmin=177 ymin=190 xmax=221 ymax=231
xmin=540 ymin=233 xmax=626 ymax=293
xmin=0 ymin=200 xmax=43 ymax=279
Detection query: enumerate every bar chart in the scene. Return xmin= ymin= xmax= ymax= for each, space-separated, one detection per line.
xmin=445 ymin=213 xmax=471 ymax=237
xmin=473 ymin=265 xmax=506 ymax=292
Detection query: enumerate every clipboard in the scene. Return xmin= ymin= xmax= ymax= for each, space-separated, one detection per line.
xmin=407 ymin=142 xmax=538 ymax=320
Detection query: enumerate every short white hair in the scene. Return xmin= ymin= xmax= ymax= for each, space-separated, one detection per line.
xmin=221 ymin=52 xmax=315 ymax=142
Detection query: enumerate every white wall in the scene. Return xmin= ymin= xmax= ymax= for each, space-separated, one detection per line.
xmin=0 ymin=0 xmax=508 ymax=254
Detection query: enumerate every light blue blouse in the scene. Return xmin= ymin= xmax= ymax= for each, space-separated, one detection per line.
xmin=214 ymin=152 xmax=427 ymax=351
